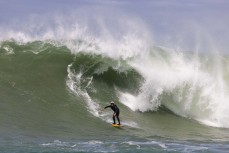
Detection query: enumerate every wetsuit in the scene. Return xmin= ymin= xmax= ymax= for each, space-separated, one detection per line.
xmin=104 ymin=104 xmax=121 ymax=125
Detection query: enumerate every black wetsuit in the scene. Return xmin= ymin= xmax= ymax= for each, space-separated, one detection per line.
xmin=104 ymin=104 xmax=121 ymax=125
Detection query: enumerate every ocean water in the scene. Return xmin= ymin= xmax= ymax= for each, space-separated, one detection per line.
xmin=1 ymin=40 xmax=229 ymax=153
xmin=1 ymin=1 xmax=229 ymax=152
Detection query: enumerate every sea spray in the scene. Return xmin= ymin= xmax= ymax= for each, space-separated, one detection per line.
xmin=66 ymin=63 xmax=100 ymax=117
xmin=119 ymin=48 xmax=229 ymax=128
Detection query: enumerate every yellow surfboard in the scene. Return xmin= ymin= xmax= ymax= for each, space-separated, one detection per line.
xmin=112 ymin=124 xmax=123 ymax=128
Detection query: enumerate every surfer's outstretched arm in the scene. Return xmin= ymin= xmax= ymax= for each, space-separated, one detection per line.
xmin=104 ymin=105 xmax=111 ymax=109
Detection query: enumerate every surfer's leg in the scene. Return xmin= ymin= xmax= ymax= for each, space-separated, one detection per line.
xmin=117 ymin=116 xmax=120 ymax=125
xmin=113 ymin=114 xmax=116 ymax=124
xmin=116 ymin=112 xmax=120 ymax=125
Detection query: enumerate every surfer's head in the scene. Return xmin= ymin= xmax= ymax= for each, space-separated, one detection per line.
xmin=111 ymin=101 xmax=114 ymax=105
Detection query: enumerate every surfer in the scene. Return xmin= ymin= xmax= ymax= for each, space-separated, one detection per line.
xmin=104 ymin=101 xmax=121 ymax=125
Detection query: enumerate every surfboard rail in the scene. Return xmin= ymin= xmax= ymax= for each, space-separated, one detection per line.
xmin=112 ymin=124 xmax=123 ymax=127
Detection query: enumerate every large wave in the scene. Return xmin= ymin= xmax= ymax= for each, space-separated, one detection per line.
xmin=1 ymin=11 xmax=229 ymax=129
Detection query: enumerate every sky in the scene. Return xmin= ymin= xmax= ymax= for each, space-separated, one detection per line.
xmin=0 ymin=0 xmax=229 ymax=53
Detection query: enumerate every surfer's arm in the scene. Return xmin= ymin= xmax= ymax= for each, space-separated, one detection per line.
xmin=104 ymin=105 xmax=111 ymax=109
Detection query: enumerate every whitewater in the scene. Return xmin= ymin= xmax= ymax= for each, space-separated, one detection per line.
xmin=1 ymin=1 xmax=229 ymax=152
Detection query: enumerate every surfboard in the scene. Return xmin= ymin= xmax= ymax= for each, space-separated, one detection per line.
xmin=112 ymin=124 xmax=123 ymax=128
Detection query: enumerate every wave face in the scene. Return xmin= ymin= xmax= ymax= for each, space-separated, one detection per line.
xmin=1 ymin=38 xmax=229 ymax=130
